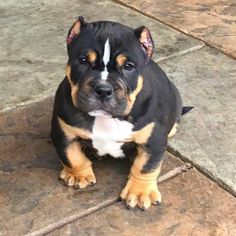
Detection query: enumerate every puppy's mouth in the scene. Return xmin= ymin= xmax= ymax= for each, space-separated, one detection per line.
xmin=77 ymin=79 xmax=128 ymax=117
xmin=88 ymin=109 xmax=111 ymax=118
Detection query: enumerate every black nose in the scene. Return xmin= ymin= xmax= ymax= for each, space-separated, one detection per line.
xmin=94 ymin=84 xmax=113 ymax=100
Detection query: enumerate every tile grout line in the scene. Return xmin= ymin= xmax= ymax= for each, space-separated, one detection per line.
xmin=167 ymin=146 xmax=236 ymax=197
xmin=0 ymin=58 xmax=65 ymax=66
xmin=25 ymin=164 xmax=192 ymax=236
xmin=25 ymin=198 xmax=118 ymax=236
xmin=156 ymin=44 xmax=205 ymax=63
xmin=0 ymin=94 xmax=53 ymax=117
xmin=113 ymin=0 xmax=236 ymax=60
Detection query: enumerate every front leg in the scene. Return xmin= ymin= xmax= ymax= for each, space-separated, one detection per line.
xmin=59 ymin=142 xmax=96 ymax=188
xmin=120 ymin=123 xmax=166 ymax=210
xmin=51 ymin=117 xmax=96 ymax=188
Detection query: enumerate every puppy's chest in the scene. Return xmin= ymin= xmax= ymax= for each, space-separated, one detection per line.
xmin=91 ymin=116 xmax=134 ymax=158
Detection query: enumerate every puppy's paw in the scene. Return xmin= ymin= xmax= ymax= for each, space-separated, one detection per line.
xmin=120 ymin=174 xmax=161 ymax=210
xmin=59 ymin=167 xmax=96 ymax=188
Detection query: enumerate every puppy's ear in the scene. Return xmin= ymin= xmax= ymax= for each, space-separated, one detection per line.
xmin=134 ymin=26 xmax=154 ymax=59
xmin=67 ymin=16 xmax=86 ymax=45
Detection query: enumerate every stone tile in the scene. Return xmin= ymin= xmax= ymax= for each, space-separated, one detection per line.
xmin=0 ymin=97 xmax=53 ymax=140
xmin=50 ymin=169 xmax=236 ymax=236
xmin=0 ymin=138 xmax=127 ymax=235
xmin=0 ymin=100 xmax=182 ymax=235
xmin=116 ymin=0 xmax=236 ymax=58
xmin=0 ymin=0 xmax=202 ymax=113
xmin=0 ymin=61 xmax=64 ymax=112
xmin=158 ymin=47 xmax=236 ymax=194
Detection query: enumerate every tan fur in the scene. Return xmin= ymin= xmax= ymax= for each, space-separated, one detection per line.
xmin=87 ymin=51 xmax=97 ymax=63
xmin=131 ymin=147 xmax=162 ymax=180
xmin=60 ymin=142 xmax=96 ymax=188
xmin=126 ymin=122 xmax=155 ymax=144
xmin=120 ymin=147 xmax=162 ymax=209
xmin=58 ymin=117 xmax=91 ymax=140
xmin=116 ymin=54 xmax=127 ymax=67
xmin=65 ymin=142 xmax=91 ymax=172
xmin=124 ymin=76 xmax=144 ymax=115
xmin=66 ymin=65 xmax=79 ymax=107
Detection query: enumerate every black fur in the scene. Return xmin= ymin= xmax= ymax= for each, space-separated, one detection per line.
xmin=51 ymin=19 xmax=184 ymax=173
xmin=129 ymin=60 xmax=182 ymax=172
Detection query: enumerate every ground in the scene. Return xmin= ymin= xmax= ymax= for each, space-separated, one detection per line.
xmin=0 ymin=0 xmax=235 ymax=235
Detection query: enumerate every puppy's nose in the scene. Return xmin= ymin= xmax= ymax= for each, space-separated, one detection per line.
xmin=94 ymin=84 xmax=113 ymax=100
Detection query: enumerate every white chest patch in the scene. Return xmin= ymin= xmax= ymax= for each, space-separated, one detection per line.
xmin=91 ymin=114 xmax=134 ymax=158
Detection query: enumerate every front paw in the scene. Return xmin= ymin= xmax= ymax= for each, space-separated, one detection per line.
xmin=120 ymin=174 xmax=161 ymax=210
xmin=59 ymin=166 xmax=96 ymax=188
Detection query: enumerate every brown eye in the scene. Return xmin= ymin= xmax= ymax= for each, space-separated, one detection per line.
xmin=78 ymin=56 xmax=88 ymax=65
xmin=124 ymin=61 xmax=135 ymax=71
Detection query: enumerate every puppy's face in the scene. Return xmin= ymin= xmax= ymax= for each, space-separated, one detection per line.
xmin=66 ymin=17 xmax=154 ymax=117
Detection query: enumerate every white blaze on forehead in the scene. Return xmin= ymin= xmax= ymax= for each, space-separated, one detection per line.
xmin=103 ymin=39 xmax=110 ymax=65
xmin=101 ymin=39 xmax=110 ymax=81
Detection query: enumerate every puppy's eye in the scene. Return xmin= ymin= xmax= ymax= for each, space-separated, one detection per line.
xmin=123 ymin=62 xmax=135 ymax=71
xmin=78 ymin=56 xmax=88 ymax=65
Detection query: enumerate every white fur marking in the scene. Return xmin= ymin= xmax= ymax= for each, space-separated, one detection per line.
xmin=103 ymin=39 xmax=110 ymax=65
xmin=101 ymin=39 xmax=110 ymax=81
xmin=101 ymin=70 xmax=109 ymax=81
xmin=91 ymin=116 xmax=134 ymax=158
xmin=89 ymin=110 xmax=111 ymax=117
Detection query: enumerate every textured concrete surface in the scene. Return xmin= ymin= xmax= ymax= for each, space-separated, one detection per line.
xmin=115 ymin=0 xmax=236 ymax=58
xmin=159 ymin=47 xmax=236 ymax=194
xmin=50 ymin=169 xmax=236 ymax=236
xmin=0 ymin=0 xmax=202 ymax=113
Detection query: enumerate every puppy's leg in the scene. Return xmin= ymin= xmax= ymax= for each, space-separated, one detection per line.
xmin=120 ymin=123 xmax=166 ymax=210
xmin=51 ymin=118 xmax=96 ymax=188
xmin=59 ymin=142 xmax=96 ymax=188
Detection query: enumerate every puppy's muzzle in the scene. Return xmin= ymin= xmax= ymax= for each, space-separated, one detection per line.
xmin=93 ymin=83 xmax=114 ymax=101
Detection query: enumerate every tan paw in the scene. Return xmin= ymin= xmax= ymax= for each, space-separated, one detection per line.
xmin=120 ymin=174 xmax=161 ymax=210
xmin=59 ymin=167 xmax=96 ymax=188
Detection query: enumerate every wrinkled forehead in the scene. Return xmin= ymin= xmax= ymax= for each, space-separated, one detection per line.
xmin=70 ymin=22 xmax=143 ymax=62
xmin=87 ymin=22 xmax=137 ymax=48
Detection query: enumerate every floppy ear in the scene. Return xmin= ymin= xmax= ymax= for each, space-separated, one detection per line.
xmin=67 ymin=16 xmax=85 ymax=45
xmin=134 ymin=26 xmax=154 ymax=59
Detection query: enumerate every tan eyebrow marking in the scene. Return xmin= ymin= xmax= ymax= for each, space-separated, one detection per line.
xmin=116 ymin=54 xmax=127 ymax=67
xmin=87 ymin=51 xmax=97 ymax=63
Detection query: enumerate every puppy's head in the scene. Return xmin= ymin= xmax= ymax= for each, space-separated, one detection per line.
xmin=66 ymin=17 xmax=154 ymax=117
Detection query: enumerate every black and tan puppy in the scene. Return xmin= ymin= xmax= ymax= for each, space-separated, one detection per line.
xmin=51 ymin=17 xmax=186 ymax=210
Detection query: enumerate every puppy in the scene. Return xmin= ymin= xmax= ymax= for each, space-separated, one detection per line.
xmin=51 ymin=16 xmax=186 ymax=210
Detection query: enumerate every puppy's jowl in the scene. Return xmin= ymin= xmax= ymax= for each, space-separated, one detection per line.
xmin=51 ymin=17 xmax=187 ymax=210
